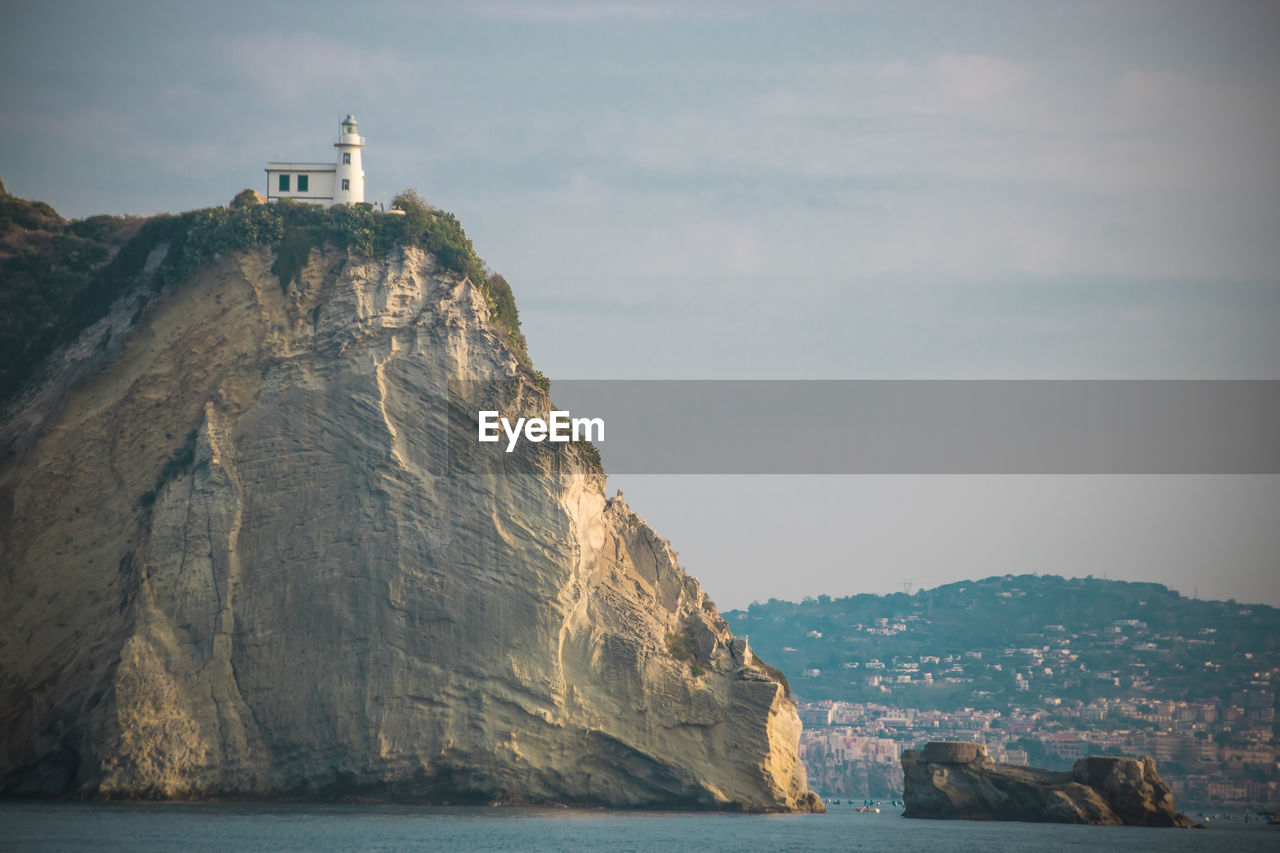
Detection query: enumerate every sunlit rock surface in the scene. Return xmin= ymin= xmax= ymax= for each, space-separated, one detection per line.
xmin=0 ymin=244 xmax=820 ymax=812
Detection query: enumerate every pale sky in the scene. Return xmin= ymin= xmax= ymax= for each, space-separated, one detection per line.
xmin=5 ymin=1 xmax=1278 ymax=607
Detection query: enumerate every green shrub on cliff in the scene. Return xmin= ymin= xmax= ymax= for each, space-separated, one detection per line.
xmin=665 ymin=628 xmax=706 ymax=677
xmin=271 ymin=226 xmax=316 ymax=291
xmin=391 ymin=189 xmax=483 ymax=282
xmin=390 ymin=189 xmax=529 ymax=362
xmin=0 ymin=188 xmax=137 ymax=402
xmin=756 ymin=658 xmax=792 ymax=698
xmin=666 ymin=629 xmax=695 ymax=662
xmin=575 ymin=439 xmax=603 ymax=475
xmin=486 ymin=273 xmax=521 ymax=342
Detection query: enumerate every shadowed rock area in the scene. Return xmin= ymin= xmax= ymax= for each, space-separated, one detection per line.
xmin=0 ymin=231 xmax=821 ymax=812
xmin=902 ymin=741 xmax=1197 ymax=826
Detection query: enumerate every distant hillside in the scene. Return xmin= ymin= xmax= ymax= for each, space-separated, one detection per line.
xmin=724 ymin=575 xmax=1280 ymax=711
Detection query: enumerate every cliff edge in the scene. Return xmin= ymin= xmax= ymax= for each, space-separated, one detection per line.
xmin=902 ymin=742 xmax=1196 ymax=826
xmin=0 ymin=206 xmax=821 ymax=812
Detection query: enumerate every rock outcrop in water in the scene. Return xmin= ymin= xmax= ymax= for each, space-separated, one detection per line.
xmin=0 ymin=226 xmax=821 ymax=812
xmin=902 ymin=741 xmax=1196 ymax=826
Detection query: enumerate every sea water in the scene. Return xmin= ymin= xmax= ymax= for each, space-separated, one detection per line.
xmin=1 ymin=801 xmax=1273 ymax=852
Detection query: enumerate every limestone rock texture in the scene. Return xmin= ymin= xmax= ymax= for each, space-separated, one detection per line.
xmin=0 ymin=244 xmax=821 ymax=812
xmin=902 ymin=742 xmax=1196 ymax=826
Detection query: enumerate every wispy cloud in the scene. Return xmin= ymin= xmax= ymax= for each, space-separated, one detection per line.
xmin=462 ymin=0 xmax=776 ymax=23
xmin=932 ymin=53 xmax=1030 ymax=103
xmin=211 ymin=32 xmax=425 ymax=103
xmin=449 ymin=43 xmax=1279 ymax=286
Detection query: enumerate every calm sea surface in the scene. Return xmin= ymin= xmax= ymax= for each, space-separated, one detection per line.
xmin=1 ymin=801 xmax=1274 ymax=852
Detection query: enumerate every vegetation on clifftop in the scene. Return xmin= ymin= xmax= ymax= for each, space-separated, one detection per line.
xmin=390 ymin=189 xmax=530 ymax=368
xmin=0 ymin=183 xmax=138 ymax=403
xmin=0 ymin=182 xmax=532 ymax=406
xmin=0 ymin=181 xmax=604 ymax=474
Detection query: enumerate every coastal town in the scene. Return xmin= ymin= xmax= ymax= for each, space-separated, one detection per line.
xmin=797 ymin=691 xmax=1277 ymax=807
xmin=727 ymin=575 xmax=1280 ymax=809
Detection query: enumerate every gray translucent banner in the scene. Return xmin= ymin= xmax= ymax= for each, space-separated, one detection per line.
xmin=447 ymin=381 xmax=1280 ymax=474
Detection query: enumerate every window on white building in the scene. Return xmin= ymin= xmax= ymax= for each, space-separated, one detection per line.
xmin=343 ymin=153 xmax=351 ymax=164
xmin=297 ymin=175 xmax=309 ymax=192
xmin=279 ymin=174 xmax=290 ymax=192
xmin=341 ymin=179 xmax=350 ymax=190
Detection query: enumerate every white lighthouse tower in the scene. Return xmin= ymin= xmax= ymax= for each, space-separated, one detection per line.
xmin=333 ymin=114 xmax=365 ymax=205
xmin=264 ymin=114 xmax=369 ymax=207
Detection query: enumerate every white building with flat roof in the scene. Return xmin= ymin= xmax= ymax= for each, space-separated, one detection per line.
xmin=265 ymin=115 xmax=366 ymax=207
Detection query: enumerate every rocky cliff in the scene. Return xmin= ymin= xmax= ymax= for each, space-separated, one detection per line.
xmin=902 ymin=742 xmax=1196 ymax=826
xmin=0 ymin=227 xmax=820 ymax=811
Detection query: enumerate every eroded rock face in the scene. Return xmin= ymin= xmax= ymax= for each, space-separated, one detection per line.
xmin=0 ymin=244 xmax=821 ymax=812
xmin=902 ymin=742 xmax=1195 ymax=826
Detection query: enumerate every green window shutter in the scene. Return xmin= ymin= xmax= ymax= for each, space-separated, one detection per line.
xmin=279 ymin=174 xmax=290 ymax=192
xmin=298 ymin=175 xmax=309 ymax=192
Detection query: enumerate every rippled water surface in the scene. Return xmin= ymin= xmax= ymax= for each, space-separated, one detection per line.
xmin=1 ymin=801 xmax=1273 ymax=852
